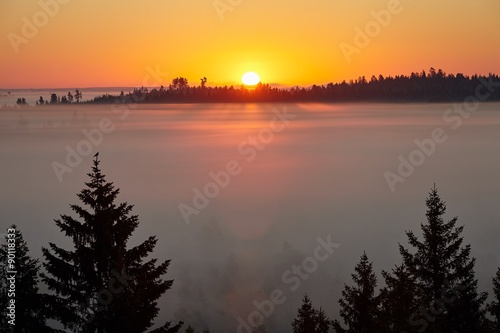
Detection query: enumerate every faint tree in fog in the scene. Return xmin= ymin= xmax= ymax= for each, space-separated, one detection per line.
xmin=292 ymin=294 xmax=330 ymax=333
xmin=38 ymin=96 xmax=45 ymax=105
xmin=184 ymin=325 xmax=195 ymax=333
xmin=0 ymin=225 xmax=60 ymax=332
xmin=332 ymin=252 xmax=379 ymax=333
xmin=399 ymin=186 xmax=487 ymax=332
xmin=487 ymin=268 xmax=500 ymax=330
xmin=252 ymin=324 xmax=269 ymax=333
xmin=41 ymin=155 xmax=183 ymax=333
xmin=217 ymin=252 xmax=240 ymax=298
xmin=67 ymin=91 xmax=73 ymax=103
xmin=378 ymin=264 xmax=419 ymax=332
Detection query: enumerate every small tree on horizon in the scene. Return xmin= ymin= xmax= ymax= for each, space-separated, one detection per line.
xmin=75 ymin=89 xmax=82 ymax=103
xmin=200 ymin=77 xmax=207 ymax=89
xmin=42 ymin=155 xmax=182 ymax=333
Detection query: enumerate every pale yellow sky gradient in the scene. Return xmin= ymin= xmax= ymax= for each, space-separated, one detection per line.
xmin=1 ymin=0 xmax=499 ymax=88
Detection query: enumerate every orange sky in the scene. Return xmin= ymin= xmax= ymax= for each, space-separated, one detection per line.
xmin=1 ymin=0 xmax=499 ymax=89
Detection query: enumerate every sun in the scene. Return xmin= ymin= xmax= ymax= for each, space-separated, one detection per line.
xmin=242 ymin=72 xmax=261 ymax=86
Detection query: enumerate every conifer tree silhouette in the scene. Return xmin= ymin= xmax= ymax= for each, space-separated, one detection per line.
xmin=42 ymin=155 xmax=182 ymax=333
xmin=399 ymin=186 xmax=487 ymax=332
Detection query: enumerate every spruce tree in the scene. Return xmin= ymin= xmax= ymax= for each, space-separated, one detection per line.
xmin=292 ymin=294 xmax=318 ymax=333
xmin=488 ymin=267 xmax=500 ymax=331
xmin=378 ymin=263 xmax=419 ymax=332
xmin=399 ymin=186 xmax=487 ymax=333
xmin=41 ymin=156 xmax=182 ymax=333
xmin=292 ymin=294 xmax=330 ymax=333
xmin=0 ymin=225 xmax=58 ymax=332
xmin=316 ymin=307 xmax=331 ymax=333
xmin=332 ymin=252 xmax=379 ymax=333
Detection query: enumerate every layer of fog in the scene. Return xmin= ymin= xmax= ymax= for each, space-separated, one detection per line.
xmin=1 ymin=103 xmax=499 ymax=332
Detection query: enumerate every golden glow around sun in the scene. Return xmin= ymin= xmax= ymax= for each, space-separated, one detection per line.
xmin=242 ymin=72 xmax=261 ymax=85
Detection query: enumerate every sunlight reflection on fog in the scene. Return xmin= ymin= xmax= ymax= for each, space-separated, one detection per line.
xmin=1 ymin=103 xmax=499 ymax=332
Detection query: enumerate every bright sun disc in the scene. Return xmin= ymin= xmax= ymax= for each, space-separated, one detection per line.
xmin=242 ymin=72 xmax=260 ymax=85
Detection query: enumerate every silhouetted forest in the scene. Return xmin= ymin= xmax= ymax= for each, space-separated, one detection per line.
xmin=87 ymin=69 xmax=500 ymax=104
xmin=1 ymin=159 xmax=499 ymax=332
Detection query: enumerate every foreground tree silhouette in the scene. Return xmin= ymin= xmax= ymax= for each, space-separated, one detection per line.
xmin=292 ymin=294 xmax=330 ymax=333
xmin=42 ymin=156 xmax=182 ymax=333
xmin=292 ymin=294 xmax=317 ymax=333
xmin=0 ymin=225 xmax=59 ymax=332
xmin=399 ymin=186 xmax=487 ymax=332
xmin=332 ymin=252 xmax=379 ymax=333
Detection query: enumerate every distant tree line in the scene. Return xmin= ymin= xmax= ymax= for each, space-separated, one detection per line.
xmin=90 ymin=69 xmax=500 ymax=104
xmin=32 ymin=89 xmax=83 ymax=106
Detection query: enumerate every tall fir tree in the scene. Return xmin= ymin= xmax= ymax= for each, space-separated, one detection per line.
xmin=332 ymin=252 xmax=379 ymax=333
xmin=0 ymin=225 xmax=59 ymax=332
xmin=487 ymin=267 xmax=500 ymax=331
xmin=377 ymin=263 xmax=419 ymax=332
xmin=41 ymin=155 xmax=182 ymax=333
xmin=399 ymin=186 xmax=487 ymax=333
